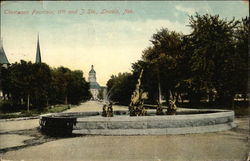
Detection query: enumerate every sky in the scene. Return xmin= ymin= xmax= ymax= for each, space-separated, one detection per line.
xmin=1 ymin=1 xmax=249 ymax=86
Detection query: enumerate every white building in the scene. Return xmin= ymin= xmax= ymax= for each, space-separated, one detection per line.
xmin=88 ymin=65 xmax=100 ymax=100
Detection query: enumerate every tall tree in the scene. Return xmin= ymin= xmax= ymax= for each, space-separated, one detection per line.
xmin=107 ymin=72 xmax=136 ymax=105
xmin=141 ymin=28 xmax=183 ymax=103
xmin=9 ymin=61 xmax=35 ymax=111
xmin=233 ymin=17 xmax=249 ymax=100
xmin=187 ymin=13 xmax=242 ymax=106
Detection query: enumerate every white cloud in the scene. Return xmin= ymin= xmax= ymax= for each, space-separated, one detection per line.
xmin=175 ymin=5 xmax=196 ymax=15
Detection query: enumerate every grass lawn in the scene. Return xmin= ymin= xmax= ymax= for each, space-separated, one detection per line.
xmin=0 ymin=105 xmax=72 ymax=119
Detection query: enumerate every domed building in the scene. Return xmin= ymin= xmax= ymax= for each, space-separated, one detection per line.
xmin=88 ymin=65 xmax=100 ymax=100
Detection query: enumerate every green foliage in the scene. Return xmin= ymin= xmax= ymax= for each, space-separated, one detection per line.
xmin=106 ymin=14 xmax=248 ymax=108
xmin=50 ymin=67 xmax=91 ymax=105
xmin=0 ymin=105 xmax=72 ymax=119
xmin=135 ymin=28 xmax=183 ymax=104
xmin=187 ymin=14 xmax=248 ymax=106
xmin=5 ymin=61 xmax=51 ymax=110
xmin=0 ymin=61 xmax=91 ymax=112
xmin=107 ymin=72 xmax=136 ymax=105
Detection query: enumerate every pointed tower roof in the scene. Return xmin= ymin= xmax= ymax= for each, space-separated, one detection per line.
xmin=0 ymin=38 xmax=10 ymax=65
xmin=35 ymin=34 xmax=42 ymax=63
xmin=89 ymin=65 xmax=96 ymax=73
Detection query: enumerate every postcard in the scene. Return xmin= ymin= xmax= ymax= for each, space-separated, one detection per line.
xmin=0 ymin=1 xmax=249 ymax=161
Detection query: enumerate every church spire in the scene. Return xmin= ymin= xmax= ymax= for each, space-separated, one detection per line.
xmin=35 ymin=33 xmax=42 ymax=64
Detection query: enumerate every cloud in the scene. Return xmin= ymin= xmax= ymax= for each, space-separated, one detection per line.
xmin=71 ymin=18 xmax=190 ymax=41
xmin=2 ymin=18 xmax=190 ymax=85
xmin=175 ymin=5 xmax=196 ymax=15
xmin=51 ymin=19 xmax=190 ymax=85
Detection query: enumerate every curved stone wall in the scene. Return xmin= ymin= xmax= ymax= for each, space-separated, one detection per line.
xmin=40 ymin=109 xmax=236 ymax=135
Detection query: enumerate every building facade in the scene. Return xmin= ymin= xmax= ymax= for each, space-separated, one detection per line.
xmin=88 ymin=65 xmax=100 ymax=100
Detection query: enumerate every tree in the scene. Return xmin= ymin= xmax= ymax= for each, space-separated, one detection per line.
xmin=1 ymin=61 xmax=91 ymax=112
xmin=187 ymin=13 xmax=243 ymax=106
xmin=32 ymin=63 xmax=52 ymax=108
xmin=233 ymin=17 xmax=249 ymax=100
xmin=9 ymin=61 xmax=35 ymax=111
xmin=51 ymin=67 xmax=91 ymax=105
xmin=68 ymin=70 xmax=91 ymax=104
xmin=106 ymin=14 xmax=248 ymax=109
xmin=139 ymin=28 xmax=183 ymax=104
xmin=107 ymin=72 xmax=136 ymax=105
xmin=51 ymin=67 xmax=71 ymax=104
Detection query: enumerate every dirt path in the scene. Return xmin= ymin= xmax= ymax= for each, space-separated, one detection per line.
xmin=65 ymin=100 xmax=128 ymax=112
xmin=0 ymin=101 xmax=127 ymax=152
xmin=1 ymin=120 xmax=249 ymax=161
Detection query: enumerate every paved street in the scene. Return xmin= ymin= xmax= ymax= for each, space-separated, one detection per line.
xmin=0 ymin=101 xmax=249 ymax=161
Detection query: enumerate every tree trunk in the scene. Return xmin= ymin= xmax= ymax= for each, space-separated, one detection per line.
xmin=65 ymin=95 xmax=68 ymax=105
xmin=176 ymin=93 xmax=180 ymax=104
xmin=27 ymin=94 xmax=30 ymax=112
xmin=46 ymin=97 xmax=49 ymax=107
xmin=3 ymin=92 xmax=6 ymax=101
xmin=243 ymin=93 xmax=247 ymax=101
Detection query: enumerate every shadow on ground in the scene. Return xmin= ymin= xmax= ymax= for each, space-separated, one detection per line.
xmin=0 ymin=128 xmax=81 ymax=154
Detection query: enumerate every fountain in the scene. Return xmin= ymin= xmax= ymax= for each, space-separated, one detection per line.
xmin=129 ymin=69 xmax=148 ymax=116
xmin=102 ymin=87 xmax=113 ymax=117
xmin=40 ymin=69 xmax=236 ymax=135
xmin=166 ymin=91 xmax=177 ymax=115
xmin=156 ymin=81 xmax=164 ymax=115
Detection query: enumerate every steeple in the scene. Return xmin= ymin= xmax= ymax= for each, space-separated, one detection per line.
xmin=35 ymin=33 xmax=42 ymax=63
xmin=88 ymin=65 xmax=97 ymax=82
xmin=89 ymin=65 xmax=95 ymax=73
xmin=0 ymin=38 xmax=10 ymax=65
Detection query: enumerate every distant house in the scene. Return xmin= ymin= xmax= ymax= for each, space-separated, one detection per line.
xmin=88 ymin=65 xmax=101 ymax=100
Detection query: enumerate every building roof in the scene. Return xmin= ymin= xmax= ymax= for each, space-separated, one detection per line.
xmin=35 ymin=34 xmax=42 ymax=63
xmin=89 ymin=65 xmax=96 ymax=73
xmin=90 ymin=81 xmax=100 ymax=89
xmin=0 ymin=40 xmax=10 ymax=64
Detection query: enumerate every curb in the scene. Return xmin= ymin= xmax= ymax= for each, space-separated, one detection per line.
xmin=0 ymin=116 xmax=39 ymax=122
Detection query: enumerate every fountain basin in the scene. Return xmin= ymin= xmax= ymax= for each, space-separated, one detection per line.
xmin=40 ymin=109 xmax=235 ymax=135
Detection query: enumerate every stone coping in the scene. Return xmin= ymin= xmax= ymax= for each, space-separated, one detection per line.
xmin=40 ymin=109 xmax=235 ymax=135
xmin=73 ymin=123 xmax=236 ymax=135
xmin=76 ymin=110 xmax=234 ymax=122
